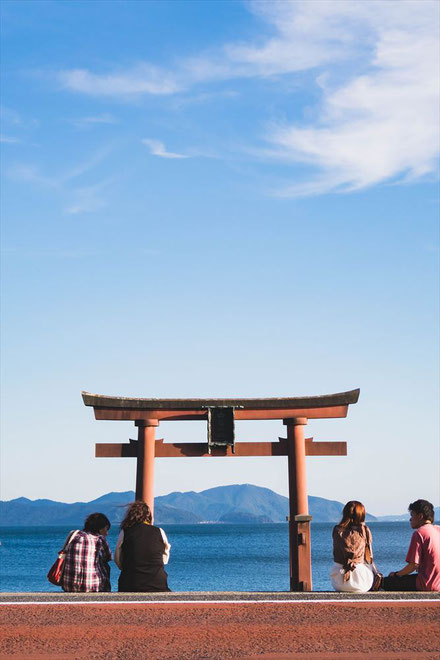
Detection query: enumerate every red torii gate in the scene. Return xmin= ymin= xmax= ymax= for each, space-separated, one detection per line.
xmin=82 ymin=388 xmax=359 ymax=591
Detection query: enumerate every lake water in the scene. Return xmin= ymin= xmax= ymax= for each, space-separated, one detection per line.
xmin=0 ymin=522 xmax=413 ymax=592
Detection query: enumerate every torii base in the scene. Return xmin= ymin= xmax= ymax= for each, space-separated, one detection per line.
xmin=290 ymin=515 xmax=312 ymax=591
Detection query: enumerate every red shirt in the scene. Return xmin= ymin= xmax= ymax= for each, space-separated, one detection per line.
xmin=406 ymin=524 xmax=440 ymax=592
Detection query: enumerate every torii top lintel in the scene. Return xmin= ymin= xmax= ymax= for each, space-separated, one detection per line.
xmin=82 ymin=389 xmax=360 ymax=421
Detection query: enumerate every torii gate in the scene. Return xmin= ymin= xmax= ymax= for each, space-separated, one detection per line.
xmin=82 ymin=388 xmax=359 ymax=591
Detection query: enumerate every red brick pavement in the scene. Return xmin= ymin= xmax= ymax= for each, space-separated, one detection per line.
xmin=1 ymin=601 xmax=439 ymax=659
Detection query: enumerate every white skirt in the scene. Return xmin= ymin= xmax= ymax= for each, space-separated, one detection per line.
xmin=330 ymin=562 xmax=374 ymax=593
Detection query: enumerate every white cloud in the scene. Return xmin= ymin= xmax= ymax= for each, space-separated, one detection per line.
xmin=56 ymin=0 xmax=439 ymax=195
xmin=141 ymin=138 xmax=188 ymax=159
xmin=264 ymin=3 xmax=439 ymax=194
xmin=246 ymin=0 xmax=440 ymax=195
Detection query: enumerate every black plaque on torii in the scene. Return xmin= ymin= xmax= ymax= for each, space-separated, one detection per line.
xmin=207 ymin=407 xmax=235 ymax=453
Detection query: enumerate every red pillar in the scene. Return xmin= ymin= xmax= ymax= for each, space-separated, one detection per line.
xmin=135 ymin=419 xmax=158 ymax=517
xmin=284 ymin=417 xmax=312 ymax=592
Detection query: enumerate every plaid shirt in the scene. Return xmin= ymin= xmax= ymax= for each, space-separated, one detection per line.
xmin=61 ymin=530 xmax=112 ymax=592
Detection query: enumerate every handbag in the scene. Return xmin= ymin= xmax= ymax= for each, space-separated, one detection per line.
xmin=47 ymin=530 xmax=79 ymax=586
xmin=363 ymin=525 xmax=383 ymax=591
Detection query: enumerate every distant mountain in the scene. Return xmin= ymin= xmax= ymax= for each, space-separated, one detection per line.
xmin=155 ymin=485 xmax=375 ymax=524
xmin=0 ymin=484 xmax=377 ymax=526
xmin=0 ymin=492 xmax=136 ymax=527
xmin=377 ymin=507 xmax=440 ymax=522
xmin=155 ymin=484 xmax=290 ymax=523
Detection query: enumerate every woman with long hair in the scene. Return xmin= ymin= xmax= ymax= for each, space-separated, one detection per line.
xmin=330 ymin=500 xmax=376 ymax=593
xmin=115 ymin=501 xmax=171 ymax=592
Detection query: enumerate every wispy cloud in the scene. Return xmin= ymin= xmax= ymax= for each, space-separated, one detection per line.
xmin=55 ymin=2 xmax=379 ymax=95
xmin=1 ymin=105 xmax=39 ymax=129
xmin=59 ymin=65 xmax=180 ymax=96
xmin=8 ymin=147 xmax=110 ymax=187
xmin=7 ymin=148 xmax=113 ymax=214
xmin=141 ymin=138 xmax=189 ymax=159
xmin=64 ymin=179 xmax=112 ymax=215
xmin=0 ymin=135 xmax=21 ymax=144
xmin=170 ymin=89 xmax=239 ymax=111
xmin=259 ymin=1 xmax=439 ymax=195
xmin=56 ymin=0 xmax=439 ymax=195
xmin=69 ymin=113 xmax=118 ymax=128
xmin=246 ymin=0 xmax=439 ymax=195
xmin=1 ymin=246 xmax=101 ymax=259
xmin=60 ymin=147 xmax=111 ymax=183
xmin=7 ymin=163 xmax=58 ymax=188
xmin=1 ymin=106 xmax=23 ymax=126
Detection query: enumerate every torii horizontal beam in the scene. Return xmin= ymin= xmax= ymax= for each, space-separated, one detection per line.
xmin=91 ymin=406 xmax=350 ymax=421
xmin=83 ymin=389 xmax=359 ymax=422
xmin=96 ymin=438 xmax=347 ymax=458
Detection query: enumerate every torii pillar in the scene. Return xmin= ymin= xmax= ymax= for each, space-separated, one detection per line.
xmin=135 ymin=420 xmax=158 ymax=511
xmin=285 ymin=417 xmax=311 ymax=591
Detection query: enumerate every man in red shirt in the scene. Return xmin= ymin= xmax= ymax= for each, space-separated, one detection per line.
xmin=383 ymin=499 xmax=440 ymax=592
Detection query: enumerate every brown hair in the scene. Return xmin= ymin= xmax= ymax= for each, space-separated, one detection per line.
xmin=120 ymin=501 xmax=152 ymax=530
xmin=339 ymin=501 xmax=366 ymax=528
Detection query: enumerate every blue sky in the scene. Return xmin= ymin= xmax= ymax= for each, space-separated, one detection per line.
xmin=1 ymin=0 xmax=438 ymax=516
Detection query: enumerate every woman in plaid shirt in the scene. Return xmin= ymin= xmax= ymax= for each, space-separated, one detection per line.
xmin=61 ymin=513 xmax=112 ymax=592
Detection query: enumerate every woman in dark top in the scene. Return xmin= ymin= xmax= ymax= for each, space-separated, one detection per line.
xmin=115 ymin=501 xmax=171 ymax=592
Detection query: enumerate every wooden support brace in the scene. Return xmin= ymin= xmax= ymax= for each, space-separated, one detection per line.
xmin=96 ymin=440 xmax=139 ymax=457
xmin=305 ymin=440 xmax=347 ymax=456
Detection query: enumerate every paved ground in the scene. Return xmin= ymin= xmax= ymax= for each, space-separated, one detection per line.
xmin=1 ymin=594 xmax=439 ymax=659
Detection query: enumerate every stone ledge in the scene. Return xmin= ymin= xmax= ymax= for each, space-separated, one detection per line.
xmin=1 ymin=591 xmax=439 ymax=603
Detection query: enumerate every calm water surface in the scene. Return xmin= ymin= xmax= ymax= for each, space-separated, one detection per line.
xmin=0 ymin=522 xmax=413 ymax=592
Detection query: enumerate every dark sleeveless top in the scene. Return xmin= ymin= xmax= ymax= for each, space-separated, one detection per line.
xmin=118 ymin=523 xmax=170 ymax=592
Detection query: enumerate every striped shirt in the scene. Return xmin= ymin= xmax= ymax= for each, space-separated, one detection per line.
xmin=61 ymin=530 xmax=112 ymax=592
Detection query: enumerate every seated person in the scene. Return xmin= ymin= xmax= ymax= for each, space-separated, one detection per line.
xmin=383 ymin=499 xmax=439 ymax=592
xmin=330 ymin=500 xmax=376 ymax=593
xmin=61 ymin=512 xmax=112 ymax=592
xmin=115 ymin=501 xmax=171 ymax=592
